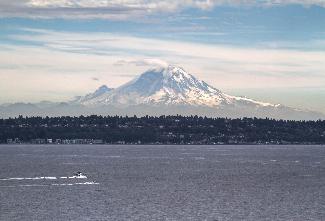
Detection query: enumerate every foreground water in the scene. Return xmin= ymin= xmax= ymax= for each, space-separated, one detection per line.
xmin=0 ymin=145 xmax=325 ymax=221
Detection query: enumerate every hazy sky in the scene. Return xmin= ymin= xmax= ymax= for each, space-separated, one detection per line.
xmin=0 ymin=0 xmax=325 ymax=113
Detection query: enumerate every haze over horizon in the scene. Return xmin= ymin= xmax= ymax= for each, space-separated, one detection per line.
xmin=1 ymin=0 xmax=325 ymax=114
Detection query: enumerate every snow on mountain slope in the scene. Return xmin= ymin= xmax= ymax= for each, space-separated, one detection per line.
xmin=77 ymin=65 xmax=279 ymax=109
xmin=72 ymin=85 xmax=112 ymax=104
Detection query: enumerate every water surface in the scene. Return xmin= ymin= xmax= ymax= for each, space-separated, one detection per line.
xmin=0 ymin=145 xmax=325 ymax=220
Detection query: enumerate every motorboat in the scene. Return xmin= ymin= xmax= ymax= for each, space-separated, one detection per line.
xmin=74 ymin=171 xmax=87 ymax=179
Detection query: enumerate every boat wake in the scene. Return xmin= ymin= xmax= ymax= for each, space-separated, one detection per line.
xmin=0 ymin=172 xmax=99 ymax=188
xmin=0 ymin=181 xmax=99 ymax=188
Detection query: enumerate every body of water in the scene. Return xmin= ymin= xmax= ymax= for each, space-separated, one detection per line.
xmin=0 ymin=145 xmax=325 ymax=220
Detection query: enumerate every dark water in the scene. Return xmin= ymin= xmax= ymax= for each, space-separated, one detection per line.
xmin=0 ymin=145 xmax=325 ymax=221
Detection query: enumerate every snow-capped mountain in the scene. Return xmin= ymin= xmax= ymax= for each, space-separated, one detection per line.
xmin=70 ymin=65 xmax=323 ymax=120
xmin=0 ymin=65 xmax=324 ymax=120
xmin=78 ymin=66 xmax=279 ymax=107
xmin=76 ymin=66 xmax=278 ymax=108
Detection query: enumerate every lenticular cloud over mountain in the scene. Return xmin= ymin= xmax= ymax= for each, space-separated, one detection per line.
xmin=0 ymin=65 xmax=324 ymax=120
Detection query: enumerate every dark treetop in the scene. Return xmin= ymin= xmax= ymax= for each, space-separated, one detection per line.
xmin=1 ymin=115 xmax=325 ymax=144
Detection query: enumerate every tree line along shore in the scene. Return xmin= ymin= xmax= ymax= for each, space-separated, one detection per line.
xmin=1 ymin=115 xmax=325 ymax=145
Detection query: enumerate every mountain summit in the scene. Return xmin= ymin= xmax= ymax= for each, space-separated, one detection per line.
xmin=76 ymin=65 xmax=278 ymax=108
xmin=0 ymin=65 xmax=323 ymax=120
xmin=78 ymin=65 xmax=223 ymax=106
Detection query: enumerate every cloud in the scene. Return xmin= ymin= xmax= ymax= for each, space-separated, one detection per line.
xmin=115 ymin=58 xmax=169 ymax=68
xmin=0 ymin=0 xmax=325 ymax=19
xmin=0 ymin=0 xmax=207 ymax=19
xmin=2 ymin=28 xmax=325 ymax=88
xmin=262 ymin=0 xmax=325 ymax=7
xmin=1 ymin=27 xmax=325 ymax=113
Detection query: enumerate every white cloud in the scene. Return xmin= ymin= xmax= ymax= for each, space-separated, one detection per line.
xmin=114 ymin=58 xmax=169 ymax=68
xmin=263 ymin=0 xmax=325 ymax=7
xmin=9 ymin=29 xmax=325 ymax=74
xmin=0 ymin=0 xmax=325 ymax=19
xmin=1 ymin=28 xmax=325 ymax=104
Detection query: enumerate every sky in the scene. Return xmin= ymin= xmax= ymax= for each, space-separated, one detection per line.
xmin=0 ymin=0 xmax=325 ymax=113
